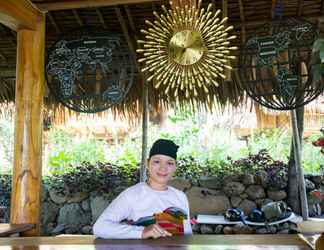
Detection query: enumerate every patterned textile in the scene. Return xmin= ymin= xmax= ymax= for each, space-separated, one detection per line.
xmin=130 ymin=207 xmax=187 ymax=235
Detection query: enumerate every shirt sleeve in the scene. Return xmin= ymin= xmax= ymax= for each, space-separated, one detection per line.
xmin=93 ymin=190 xmax=145 ymax=239
xmin=183 ymin=193 xmax=193 ymax=235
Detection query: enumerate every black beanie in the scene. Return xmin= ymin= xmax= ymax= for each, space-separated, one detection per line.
xmin=149 ymin=139 xmax=179 ymax=160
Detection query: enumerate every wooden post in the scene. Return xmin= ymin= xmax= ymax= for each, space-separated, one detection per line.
xmin=290 ymin=109 xmax=308 ymax=220
xmin=114 ymin=6 xmax=148 ymax=181
xmin=140 ymin=79 xmax=149 ymax=182
xmin=10 ymin=15 xmax=45 ymax=236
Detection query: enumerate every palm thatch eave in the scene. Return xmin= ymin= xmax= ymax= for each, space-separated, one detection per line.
xmin=0 ymin=0 xmax=324 ymax=119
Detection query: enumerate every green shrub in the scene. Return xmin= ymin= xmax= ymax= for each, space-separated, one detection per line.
xmin=247 ymin=129 xmax=291 ymax=161
xmin=47 ymin=128 xmax=107 ymax=175
xmin=302 ymin=133 xmax=324 ymax=174
xmin=0 ymin=174 xmax=11 ymax=207
xmin=46 ymin=162 xmax=138 ymax=194
xmin=1 ymin=108 xmax=322 ymax=176
xmin=246 ymin=129 xmax=323 ymax=174
xmin=0 ymin=116 xmax=14 ymax=173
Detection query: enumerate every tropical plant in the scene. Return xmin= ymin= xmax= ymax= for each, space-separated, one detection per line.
xmin=47 ymin=128 xmax=107 ymax=175
xmin=0 ymin=116 xmax=14 ymax=173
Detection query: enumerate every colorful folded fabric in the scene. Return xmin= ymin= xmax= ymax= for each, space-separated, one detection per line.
xmin=130 ymin=207 xmax=187 ymax=235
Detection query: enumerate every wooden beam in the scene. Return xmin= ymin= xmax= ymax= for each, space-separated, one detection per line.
xmin=114 ymin=7 xmax=140 ymax=72
xmin=0 ymin=25 xmax=16 ymax=46
xmin=47 ymin=12 xmax=61 ymax=33
xmin=236 ymin=15 xmax=323 ymax=28
xmin=222 ymin=0 xmax=228 ymax=19
xmin=211 ymin=0 xmax=217 ymax=10
xmin=36 ymin=0 xmax=160 ymax=11
xmin=290 ymin=110 xmax=309 ymax=220
xmin=95 ymin=8 xmax=107 ymax=29
xmin=124 ymin=6 xmax=136 ymax=35
xmin=0 ymin=13 xmax=320 ymax=44
xmin=238 ymin=0 xmax=246 ymax=44
xmin=0 ymin=0 xmax=43 ymax=31
xmin=114 ymin=6 xmax=149 ymax=182
xmin=297 ymin=0 xmax=303 ymax=16
xmin=140 ymin=78 xmax=149 ymax=182
xmin=10 ymin=15 xmax=45 ymax=236
xmin=72 ymin=9 xmax=83 ymax=26
xmin=0 ymin=79 xmax=12 ymax=102
xmin=10 ymin=29 xmax=16 ymax=38
xmin=0 ymin=67 xmax=15 ymax=77
xmin=0 ymin=51 xmax=8 ymax=63
xmin=151 ymin=2 xmax=157 ymax=12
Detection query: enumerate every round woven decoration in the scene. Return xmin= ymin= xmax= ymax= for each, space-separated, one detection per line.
xmin=46 ymin=28 xmax=134 ymax=113
xmin=136 ymin=0 xmax=237 ymax=98
xmin=239 ymin=18 xmax=324 ymax=110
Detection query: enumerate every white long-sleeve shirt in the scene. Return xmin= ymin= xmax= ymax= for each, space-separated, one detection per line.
xmin=93 ymin=182 xmax=192 ymax=239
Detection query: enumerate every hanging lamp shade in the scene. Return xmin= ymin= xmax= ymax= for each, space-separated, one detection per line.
xmin=239 ymin=18 xmax=324 ymax=110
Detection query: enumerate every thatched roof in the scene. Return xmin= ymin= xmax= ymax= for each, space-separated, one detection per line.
xmin=0 ymin=0 xmax=323 ymax=119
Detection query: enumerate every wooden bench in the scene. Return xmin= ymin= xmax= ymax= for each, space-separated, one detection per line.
xmin=0 ymin=223 xmax=34 ymax=237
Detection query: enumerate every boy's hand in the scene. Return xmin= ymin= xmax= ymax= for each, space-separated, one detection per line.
xmin=141 ymin=224 xmax=172 ymax=239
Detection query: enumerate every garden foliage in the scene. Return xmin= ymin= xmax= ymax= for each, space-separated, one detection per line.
xmin=0 ymin=109 xmax=323 ymax=177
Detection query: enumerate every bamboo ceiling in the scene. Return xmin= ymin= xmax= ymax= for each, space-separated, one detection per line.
xmin=0 ymin=0 xmax=323 ymax=119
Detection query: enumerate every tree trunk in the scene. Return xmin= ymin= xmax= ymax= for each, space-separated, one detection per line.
xmin=287 ymin=106 xmax=304 ymax=215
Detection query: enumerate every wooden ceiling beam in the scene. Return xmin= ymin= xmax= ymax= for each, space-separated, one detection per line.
xmin=114 ymin=6 xmax=140 ymax=73
xmin=297 ymin=0 xmax=303 ymax=16
xmin=0 ymin=25 xmax=16 ymax=46
xmin=0 ymin=12 xmax=321 ymax=43
xmin=36 ymin=0 xmax=160 ymax=11
xmin=0 ymin=0 xmax=43 ymax=31
xmin=72 ymin=9 xmax=83 ymax=26
xmin=236 ymin=14 xmax=323 ymax=28
xmin=211 ymin=0 xmax=217 ymax=10
xmin=0 ymin=52 xmax=8 ymax=63
xmin=151 ymin=2 xmax=157 ymax=12
xmin=238 ymin=0 xmax=246 ymax=43
xmin=222 ymin=0 xmax=228 ymax=19
xmin=0 ymin=77 xmax=13 ymax=101
xmin=95 ymin=8 xmax=107 ymax=29
xmin=0 ymin=67 xmax=15 ymax=77
xmin=48 ymin=12 xmax=61 ymax=33
xmin=124 ymin=6 xmax=136 ymax=35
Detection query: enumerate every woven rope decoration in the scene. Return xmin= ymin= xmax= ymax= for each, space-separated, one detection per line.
xmin=136 ymin=0 xmax=237 ymax=98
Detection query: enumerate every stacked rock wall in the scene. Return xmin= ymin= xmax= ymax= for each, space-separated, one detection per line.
xmin=0 ymin=174 xmax=323 ymax=235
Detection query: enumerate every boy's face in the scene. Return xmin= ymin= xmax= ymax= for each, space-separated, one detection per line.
xmin=148 ymin=154 xmax=177 ymax=187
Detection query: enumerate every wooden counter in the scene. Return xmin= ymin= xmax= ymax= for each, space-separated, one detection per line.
xmin=0 ymin=234 xmax=315 ymax=249
xmin=0 ymin=224 xmax=34 ymax=237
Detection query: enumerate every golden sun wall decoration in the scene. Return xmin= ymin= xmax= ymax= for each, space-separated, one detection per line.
xmin=136 ymin=0 xmax=237 ymax=97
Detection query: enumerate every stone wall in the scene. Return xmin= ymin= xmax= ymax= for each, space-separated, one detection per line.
xmin=0 ymin=173 xmax=323 ymax=235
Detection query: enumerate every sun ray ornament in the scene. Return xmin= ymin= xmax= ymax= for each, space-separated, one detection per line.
xmin=136 ymin=0 xmax=237 ymax=98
